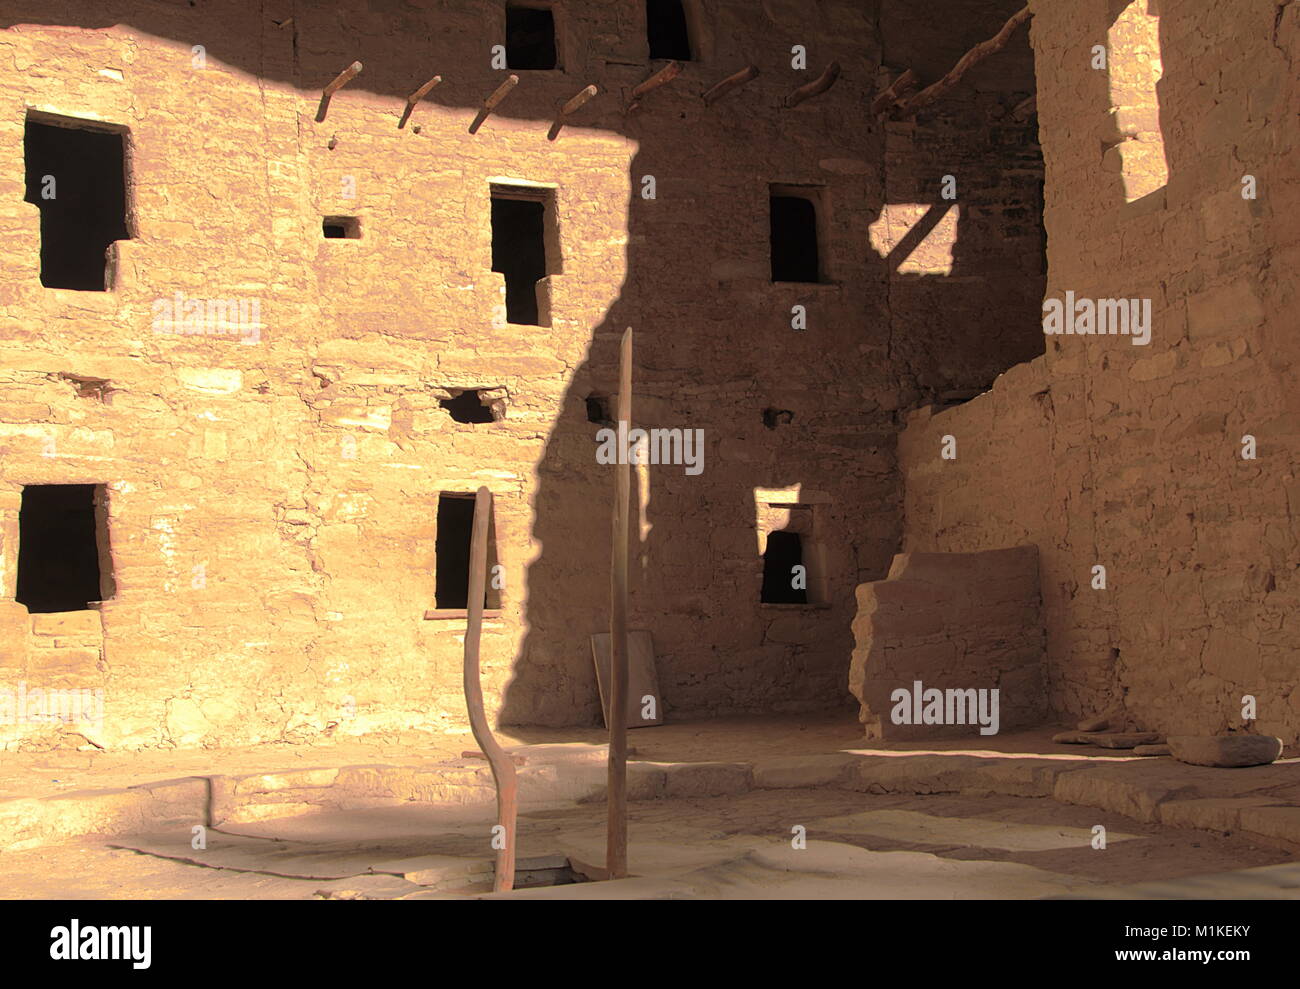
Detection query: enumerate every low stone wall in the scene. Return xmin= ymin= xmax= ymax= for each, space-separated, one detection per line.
xmin=848 ymin=547 xmax=1046 ymax=740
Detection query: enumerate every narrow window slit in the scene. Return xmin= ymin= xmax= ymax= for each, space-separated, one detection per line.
xmin=770 ymin=186 xmax=823 ymax=283
xmin=761 ymin=530 xmax=807 ymax=605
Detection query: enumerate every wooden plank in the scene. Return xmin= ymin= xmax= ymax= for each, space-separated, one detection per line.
xmin=591 ymin=630 xmax=663 ymax=728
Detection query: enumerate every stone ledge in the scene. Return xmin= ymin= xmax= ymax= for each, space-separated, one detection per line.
xmin=5 ymin=747 xmax=1298 ymax=854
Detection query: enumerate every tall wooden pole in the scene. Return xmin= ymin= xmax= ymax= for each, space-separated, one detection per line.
xmin=606 ymin=327 xmax=633 ymax=879
xmin=462 ymin=486 xmax=518 ymax=892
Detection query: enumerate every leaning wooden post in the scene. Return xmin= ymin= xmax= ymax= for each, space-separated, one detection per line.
xmin=463 ymin=486 xmax=518 ymax=893
xmin=606 ymin=327 xmax=633 ymax=880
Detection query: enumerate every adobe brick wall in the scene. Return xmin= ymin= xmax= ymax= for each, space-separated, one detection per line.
xmin=899 ymin=1 xmax=1300 ymax=743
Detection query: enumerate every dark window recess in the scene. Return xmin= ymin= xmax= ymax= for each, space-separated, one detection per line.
xmin=647 ymin=0 xmax=692 ymax=60
xmin=441 ymin=390 xmax=495 ymax=423
xmin=435 ymin=494 xmax=497 ymax=610
xmin=16 ymin=484 xmax=106 ymax=613
xmin=762 ymin=407 xmax=795 ymax=429
xmin=491 ymin=194 xmax=547 ymax=325
xmin=506 ymin=5 xmax=557 ymax=69
xmin=24 ymin=118 xmax=129 ymax=290
xmin=770 ymin=195 xmax=820 ymax=283
xmin=761 ymin=530 xmax=807 ymax=604
xmin=323 ymin=216 xmax=360 ymax=239
xmin=585 ymin=393 xmax=613 ymax=425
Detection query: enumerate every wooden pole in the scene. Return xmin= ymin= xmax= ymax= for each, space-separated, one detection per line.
xmin=869 ymin=68 xmax=918 ymax=116
xmin=315 ymin=61 xmax=363 ymax=122
xmin=702 ymin=65 xmax=759 ymax=106
xmin=324 ymin=61 xmax=363 ymax=98
xmin=785 ymin=62 xmax=841 ymax=108
xmin=1010 ymin=94 xmax=1037 ymax=122
xmin=485 ymin=74 xmax=520 ymax=111
xmin=628 ymin=61 xmax=681 ymax=111
xmin=470 ymin=75 xmax=520 ymax=133
xmin=548 ymin=84 xmax=599 ymax=140
xmin=631 ymin=61 xmax=682 ymax=100
xmin=462 ymin=486 xmax=518 ymax=893
xmin=606 ymin=327 xmax=633 ymax=880
xmin=894 ymin=6 xmax=1031 ymax=118
xmin=399 ymin=74 xmax=443 ymax=128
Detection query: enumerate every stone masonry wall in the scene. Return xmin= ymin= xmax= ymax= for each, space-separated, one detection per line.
xmin=0 ymin=0 xmax=1050 ymax=750
xmin=0 ymin=0 xmax=902 ymax=749
xmin=899 ymin=1 xmax=1300 ymax=744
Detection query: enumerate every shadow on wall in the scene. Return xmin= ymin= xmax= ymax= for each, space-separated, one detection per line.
xmin=1 ymin=0 xmax=1047 ymax=729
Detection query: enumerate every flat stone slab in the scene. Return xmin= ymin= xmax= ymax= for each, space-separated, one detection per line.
xmin=1091 ymin=732 xmax=1163 ymax=749
xmin=1132 ymin=744 xmax=1171 ymax=757
xmin=1158 ymin=797 xmax=1280 ymax=833
xmin=807 ymin=808 xmax=1140 ymax=852
xmin=1052 ymin=731 xmax=1096 ymax=744
xmin=1052 ymin=731 xmax=1161 ymax=749
xmin=1168 ymin=735 xmax=1283 ymax=768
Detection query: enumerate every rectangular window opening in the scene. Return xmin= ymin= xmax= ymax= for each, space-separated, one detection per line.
xmin=506 ymin=4 xmax=558 ymax=70
xmin=647 ymin=0 xmax=693 ymax=61
xmin=441 ymin=388 xmax=501 ymax=423
xmin=323 ymin=216 xmax=361 ymax=239
xmin=761 ymin=529 xmax=808 ymax=604
xmin=435 ymin=493 xmax=501 ymax=611
xmin=16 ymin=483 xmax=113 ymax=613
xmin=491 ymin=184 xmax=555 ymax=326
xmin=770 ymin=185 xmax=823 ymax=283
xmin=24 ymin=114 xmax=131 ymax=291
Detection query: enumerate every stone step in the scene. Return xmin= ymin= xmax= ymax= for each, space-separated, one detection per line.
xmin=3 ymin=746 xmax=1296 ymax=853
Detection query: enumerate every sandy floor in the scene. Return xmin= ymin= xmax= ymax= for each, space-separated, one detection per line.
xmin=1 ymin=785 xmax=1289 ymax=899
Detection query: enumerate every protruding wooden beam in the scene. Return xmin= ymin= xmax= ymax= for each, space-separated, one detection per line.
xmin=315 ymin=61 xmax=362 ymax=122
xmin=701 ymin=64 xmax=759 ymax=106
xmin=462 ymin=486 xmax=518 ymax=894
xmin=894 ymin=6 xmax=1032 ymax=118
xmin=1011 ymin=93 xmax=1037 ymax=122
xmin=870 ymin=68 xmax=918 ymax=116
xmin=785 ymin=61 xmax=841 ymax=108
xmin=548 ymin=83 xmax=599 ymax=141
xmin=606 ymin=326 xmax=633 ymax=882
xmin=628 ymin=60 xmax=681 ymax=110
xmin=399 ymin=74 xmax=442 ymax=129
xmin=469 ymin=74 xmax=520 ymax=133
